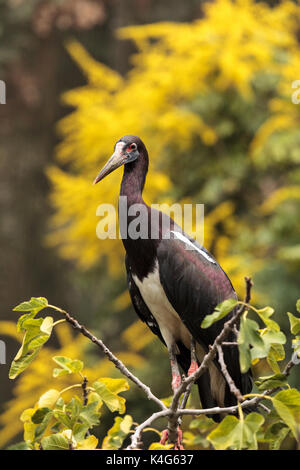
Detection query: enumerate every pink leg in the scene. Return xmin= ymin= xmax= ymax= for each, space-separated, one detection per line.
xmin=188 ymin=360 xmax=198 ymax=376
xmin=160 ymin=429 xmax=169 ymax=445
xmin=171 ymin=369 xmax=182 ymax=391
xmin=160 ymin=426 xmax=184 ymax=450
xmin=169 ymin=344 xmax=182 ymax=392
xmin=188 ymin=337 xmax=198 ymax=376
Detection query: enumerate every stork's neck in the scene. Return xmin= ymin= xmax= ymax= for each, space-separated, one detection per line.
xmin=119 ymin=153 xmax=157 ymax=279
xmin=120 ymin=154 xmax=148 ymax=203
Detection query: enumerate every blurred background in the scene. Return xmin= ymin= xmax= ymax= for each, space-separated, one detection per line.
xmin=1 ymin=0 xmax=300 ymax=449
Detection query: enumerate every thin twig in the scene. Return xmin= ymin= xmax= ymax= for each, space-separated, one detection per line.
xmin=283 ymin=358 xmax=295 ymax=377
xmin=82 ymin=376 xmax=89 ymax=406
xmin=81 ymin=376 xmax=91 ymax=437
xmin=217 ymin=344 xmax=243 ymax=402
xmin=127 ymin=395 xmax=262 ymax=449
xmin=179 ymin=382 xmax=193 ymax=412
xmin=258 ymin=403 xmax=271 ymax=414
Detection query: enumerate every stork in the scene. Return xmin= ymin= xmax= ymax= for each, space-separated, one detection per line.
xmin=94 ymin=135 xmax=252 ymax=432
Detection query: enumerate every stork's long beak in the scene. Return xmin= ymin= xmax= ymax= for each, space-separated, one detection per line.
xmin=93 ymin=143 xmax=126 ymax=184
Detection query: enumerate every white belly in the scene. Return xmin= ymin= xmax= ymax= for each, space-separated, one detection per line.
xmin=132 ymin=259 xmax=225 ymax=406
xmin=132 ymin=261 xmax=192 ymax=351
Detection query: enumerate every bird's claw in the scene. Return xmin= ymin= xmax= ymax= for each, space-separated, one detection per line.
xmin=160 ymin=429 xmax=169 ymax=446
xmin=160 ymin=427 xmax=184 ymax=450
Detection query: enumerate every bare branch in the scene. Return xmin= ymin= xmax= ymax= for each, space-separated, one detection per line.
xmin=52 ymin=276 xmax=300 ymax=452
xmin=51 ymin=305 xmax=166 ymax=412
xmin=217 ymin=344 xmax=243 ymax=402
xmin=283 ymin=358 xmax=295 ymax=377
xmin=127 ymin=395 xmax=262 ymax=449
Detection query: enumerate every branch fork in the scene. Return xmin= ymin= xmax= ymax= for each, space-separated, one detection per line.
xmin=51 ymin=276 xmax=297 ymax=450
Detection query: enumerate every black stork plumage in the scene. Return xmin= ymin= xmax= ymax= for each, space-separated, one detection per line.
xmin=94 ymin=135 xmax=252 ymax=424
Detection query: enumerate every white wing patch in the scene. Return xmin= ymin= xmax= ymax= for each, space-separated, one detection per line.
xmin=170 ymin=231 xmax=217 ymax=264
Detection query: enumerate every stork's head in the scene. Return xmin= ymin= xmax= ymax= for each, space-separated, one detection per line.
xmin=93 ymin=135 xmax=144 ymax=184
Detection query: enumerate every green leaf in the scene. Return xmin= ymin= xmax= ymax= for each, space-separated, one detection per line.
xmin=256 ymin=306 xmax=279 ymax=332
xmin=38 ymin=389 xmax=60 ymax=409
xmin=73 ymin=423 xmax=91 ymax=441
xmin=93 ymin=381 xmax=121 ymax=413
xmin=55 ymin=397 xmax=65 ymax=410
xmin=28 ymin=317 xmax=54 ymax=349
xmin=102 ymin=415 xmax=133 ymax=450
xmin=41 ymin=433 xmax=70 ymax=450
xmin=267 ymin=343 xmax=285 ymax=374
xmin=272 ymin=389 xmax=300 ymax=440
xmin=207 ymin=412 xmax=264 ymax=450
xmin=100 ymin=377 xmax=129 ymax=394
xmin=40 ymin=316 xmax=54 ymax=335
xmin=53 ymin=397 xmax=100 ymax=434
xmin=247 ymin=325 xmax=286 ymax=369
xmin=7 ymin=441 xmax=31 ymax=450
xmin=93 ymin=378 xmax=129 ymax=414
xmin=183 ymin=431 xmax=210 ymax=448
xmin=201 ymin=298 xmax=238 ymax=329
xmin=53 ymin=409 xmax=73 ymax=429
xmin=87 ymin=391 xmax=103 ymax=411
xmin=34 ymin=411 xmax=53 ymax=440
xmin=9 ymin=346 xmax=40 ymax=380
xmin=296 ymin=299 xmax=300 ymax=314
xmin=14 ymin=297 xmax=48 ymax=312
xmin=31 ymin=407 xmax=52 ymax=424
xmin=79 ymin=401 xmax=100 ymax=427
xmin=65 ymin=397 xmax=82 ymax=427
xmin=19 ymin=408 xmax=38 ymax=444
xmin=264 ymin=422 xmax=290 ymax=450
xmin=252 ymin=329 xmax=286 ymax=363
xmin=255 ymin=373 xmax=288 ymax=391
xmin=148 ymin=442 xmax=174 ymax=450
xmin=52 ymin=356 xmax=83 ymax=377
xmin=238 ymin=314 xmax=265 ymax=372
xmin=77 ymin=435 xmax=98 ymax=450
xmin=17 ymin=312 xmax=39 ymax=332
xmin=9 ymin=316 xmax=54 ymax=379
xmin=287 ymin=312 xmax=300 ymax=335
xmin=189 ymin=415 xmax=215 ymax=432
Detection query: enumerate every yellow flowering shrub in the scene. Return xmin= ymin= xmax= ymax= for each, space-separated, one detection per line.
xmin=48 ymin=0 xmax=300 ymax=303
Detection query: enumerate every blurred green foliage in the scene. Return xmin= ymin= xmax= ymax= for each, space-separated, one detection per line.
xmin=6 ymin=296 xmax=300 ymax=450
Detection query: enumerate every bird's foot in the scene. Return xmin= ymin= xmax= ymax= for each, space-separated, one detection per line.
xmin=160 ymin=427 xmax=184 ymax=450
xmin=188 ymin=360 xmax=198 ymax=376
xmin=160 ymin=429 xmax=169 ymax=446
xmin=174 ymin=427 xmax=184 ymax=450
xmin=171 ymin=372 xmax=182 ymax=392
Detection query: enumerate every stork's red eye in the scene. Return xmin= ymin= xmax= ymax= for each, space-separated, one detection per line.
xmin=127 ymin=143 xmax=137 ymax=153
